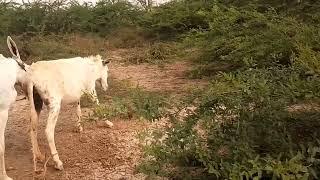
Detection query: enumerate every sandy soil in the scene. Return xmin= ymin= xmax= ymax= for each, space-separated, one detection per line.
xmin=6 ymin=98 xmax=149 ymax=180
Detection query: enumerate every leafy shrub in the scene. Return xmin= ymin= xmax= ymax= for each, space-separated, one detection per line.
xmin=23 ymin=35 xmax=81 ymax=60
xmin=106 ymin=27 xmax=146 ymax=48
xmin=190 ymin=9 xmax=310 ymax=63
xmin=147 ymin=42 xmax=177 ymax=64
xmin=1 ymin=0 xmax=320 ymax=179
xmin=0 ymin=34 xmax=107 ymax=61
xmin=140 ymin=0 xmax=211 ymax=40
xmin=126 ymin=42 xmax=178 ymax=65
xmin=293 ymin=44 xmax=320 ymax=75
xmin=139 ymin=67 xmax=320 ymax=179
xmin=125 ymin=48 xmax=149 ymax=65
xmin=178 ymin=3 xmax=320 ymax=78
xmin=93 ymin=86 xmax=168 ymax=122
xmin=0 ymin=0 xmax=143 ymax=36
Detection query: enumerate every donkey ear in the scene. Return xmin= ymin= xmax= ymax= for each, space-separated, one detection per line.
xmin=7 ymin=36 xmax=20 ymax=59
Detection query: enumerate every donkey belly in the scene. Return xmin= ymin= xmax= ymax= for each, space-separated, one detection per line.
xmin=61 ymin=86 xmax=83 ymax=104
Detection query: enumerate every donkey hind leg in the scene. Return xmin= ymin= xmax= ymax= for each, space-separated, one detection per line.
xmin=31 ymin=89 xmax=45 ymax=162
xmin=46 ymin=101 xmax=63 ymax=170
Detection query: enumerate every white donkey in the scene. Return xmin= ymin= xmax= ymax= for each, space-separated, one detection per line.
xmin=22 ymin=54 xmax=111 ymax=171
xmin=0 ymin=36 xmax=29 ymax=180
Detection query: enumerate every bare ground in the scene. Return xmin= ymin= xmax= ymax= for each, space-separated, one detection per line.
xmin=108 ymin=49 xmax=208 ymax=93
xmin=7 ymin=99 xmax=151 ymax=180
xmin=5 ymin=51 xmax=205 ymax=180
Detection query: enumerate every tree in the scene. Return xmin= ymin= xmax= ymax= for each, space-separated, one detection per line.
xmin=135 ymin=0 xmax=153 ymax=11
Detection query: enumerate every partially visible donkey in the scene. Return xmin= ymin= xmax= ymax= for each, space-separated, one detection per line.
xmin=0 ymin=36 xmax=29 ymax=180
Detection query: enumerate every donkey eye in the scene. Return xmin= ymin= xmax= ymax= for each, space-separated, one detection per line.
xmin=102 ymin=60 xmax=110 ymax=66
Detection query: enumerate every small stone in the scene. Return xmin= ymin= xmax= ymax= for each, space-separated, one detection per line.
xmin=75 ymin=163 xmax=81 ymax=167
xmin=105 ymin=120 xmax=114 ymax=128
xmin=79 ymin=136 xmax=89 ymax=143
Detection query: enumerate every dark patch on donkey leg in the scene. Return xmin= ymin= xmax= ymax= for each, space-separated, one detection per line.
xmin=33 ymin=87 xmax=43 ymax=114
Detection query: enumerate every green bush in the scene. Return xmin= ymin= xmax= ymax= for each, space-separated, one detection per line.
xmin=1 ymin=0 xmax=320 ymax=179
xmin=133 ymin=3 xmax=320 ymax=175
xmin=139 ymin=67 xmax=320 ymax=179
xmin=0 ymin=34 xmax=107 ymax=61
xmin=125 ymin=42 xmax=178 ymax=65
xmin=140 ymin=0 xmax=211 ymax=39
xmin=182 ymin=5 xmax=320 ymax=75
xmin=93 ymin=87 xmax=168 ymax=122
xmin=106 ymin=27 xmax=146 ymax=48
xmin=0 ymin=0 xmax=143 ymax=36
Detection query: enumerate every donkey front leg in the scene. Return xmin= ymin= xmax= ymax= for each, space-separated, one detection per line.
xmin=46 ymin=102 xmax=63 ymax=170
xmin=91 ymin=89 xmax=99 ymax=105
xmin=0 ymin=109 xmax=13 ymax=180
xmin=76 ymin=101 xmax=83 ymax=133
xmin=91 ymin=89 xmax=113 ymax=128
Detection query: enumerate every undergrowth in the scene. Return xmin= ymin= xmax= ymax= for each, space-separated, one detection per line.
xmin=138 ymin=67 xmax=320 ymax=179
xmin=1 ymin=0 xmax=320 ymax=178
xmin=85 ymin=79 xmax=169 ymax=122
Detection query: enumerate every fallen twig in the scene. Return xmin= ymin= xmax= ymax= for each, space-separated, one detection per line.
xmin=32 ymin=153 xmax=51 ymax=180
xmin=41 ymin=154 xmax=51 ymax=179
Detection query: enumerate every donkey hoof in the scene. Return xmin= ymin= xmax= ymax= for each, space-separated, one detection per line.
xmin=54 ymin=162 xmax=64 ymax=171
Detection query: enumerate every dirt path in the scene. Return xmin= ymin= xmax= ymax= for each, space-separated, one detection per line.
xmin=109 ymin=50 xmax=207 ymax=93
xmin=7 ymin=98 xmax=147 ymax=180
xmin=5 ymin=51 xmax=205 ymax=180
